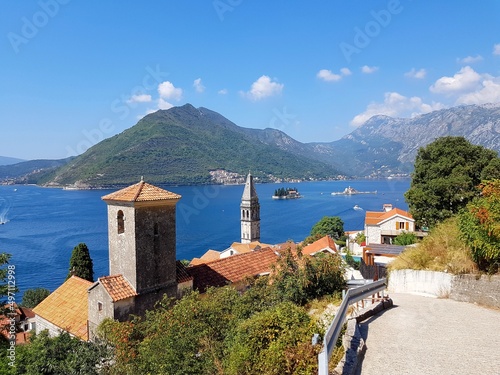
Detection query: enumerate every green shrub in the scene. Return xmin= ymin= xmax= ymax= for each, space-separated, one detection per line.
xmin=389 ymin=217 xmax=476 ymax=274
xmin=225 ymin=302 xmax=320 ymax=375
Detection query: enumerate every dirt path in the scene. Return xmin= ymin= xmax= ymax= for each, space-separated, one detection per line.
xmin=355 ymin=293 xmax=500 ymax=375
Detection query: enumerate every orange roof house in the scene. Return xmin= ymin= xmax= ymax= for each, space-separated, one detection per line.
xmin=364 ymin=204 xmax=416 ymax=245
xmin=1 ymin=305 xmax=35 ymax=344
xmin=187 ymin=247 xmax=280 ymax=292
xmin=301 ymin=235 xmax=339 ymax=256
xmin=189 ymin=249 xmax=222 ymax=266
xmin=33 ymin=276 xmax=93 ymax=341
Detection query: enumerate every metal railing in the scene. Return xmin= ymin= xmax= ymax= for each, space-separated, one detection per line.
xmin=317 ymin=278 xmax=387 ymax=375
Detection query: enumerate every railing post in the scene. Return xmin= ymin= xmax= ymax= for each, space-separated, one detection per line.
xmin=318 ymin=346 xmax=328 ymax=375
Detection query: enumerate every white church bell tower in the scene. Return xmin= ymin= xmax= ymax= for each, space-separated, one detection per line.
xmin=240 ymin=173 xmax=260 ymax=244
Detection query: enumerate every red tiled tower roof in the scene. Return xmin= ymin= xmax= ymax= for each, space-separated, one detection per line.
xmin=102 ymin=179 xmax=181 ymax=202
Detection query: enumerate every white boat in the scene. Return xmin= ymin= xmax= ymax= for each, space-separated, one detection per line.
xmin=353 ymin=205 xmax=363 ymax=211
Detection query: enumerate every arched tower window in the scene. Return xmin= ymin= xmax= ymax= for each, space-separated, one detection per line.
xmin=117 ymin=210 xmax=124 ymax=234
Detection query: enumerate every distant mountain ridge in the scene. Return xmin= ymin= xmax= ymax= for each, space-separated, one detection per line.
xmin=0 ymin=156 xmax=25 ymax=166
xmin=2 ymin=103 xmax=500 ymax=186
xmin=34 ymin=104 xmax=342 ymax=187
xmin=319 ymin=103 xmax=500 ymax=176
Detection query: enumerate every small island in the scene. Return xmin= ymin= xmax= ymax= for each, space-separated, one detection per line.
xmin=331 ymin=186 xmax=377 ymax=196
xmin=272 ymin=187 xmax=302 ymax=200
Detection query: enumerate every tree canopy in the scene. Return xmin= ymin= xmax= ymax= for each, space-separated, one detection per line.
xmin=95 ymin=249 xmax=345 ymax=374
xmin=458 ymin=180 xmax=500 ymax=273
xmin=14 ymin=330 xmax=111 ymax=374
xmin=309 ymin=216 xmax=345 ymax=240
xmin=66 ymin=243 xmax=94 ymax=282
xmin=21 ymin=288 xmax=51 ymax=308
xmin=405 ymin=136 xmax=500 ymax=228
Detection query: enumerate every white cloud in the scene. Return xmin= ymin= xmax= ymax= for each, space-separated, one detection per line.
xmin=317 ymin=69 xmax=341 ymax=82
xmin=317 ymin=67 xmax=351 ymax=82
xmin=158 ymin=98 xmax=174 ymax=110
xmin=429 ymin=66 xmax=481 ymax=94
xmin=457 ymin=75 xmax=500 ymax=105
xmin=493 ymin=43 xmax=500 ymax=55
xmin=193 ymin=78 xmax=205 ymax=93
xmin=218 ymin=88 xmax=228 ymax=95
xmin=430 ymin=66 xmax=500 ymax=106
xmin=158 ymin=81 xmax=183 ymax=101
xmin=404 ymin=68 xmax=427 ymax=79
xmin=457 ymin=55 xmax=483 ymax=64
xmin=340 ymin=67 xmax=352 ymax=76
xmin=243 ymin=75 xmax=283 ymax=100
xmin=361 ymin=65 xmax=378 ymax=74
xmin=127 ymin=94 xmax=152 ymax=104
xmin=351 ymin=92 xmax=444 ymax=126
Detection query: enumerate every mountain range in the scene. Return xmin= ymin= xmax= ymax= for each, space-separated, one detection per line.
xmin=2 ymin=103 xmax=500 ymax=187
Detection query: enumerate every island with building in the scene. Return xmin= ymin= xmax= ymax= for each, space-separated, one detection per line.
xmin=272 ymin=187 xmax=302 ymax=199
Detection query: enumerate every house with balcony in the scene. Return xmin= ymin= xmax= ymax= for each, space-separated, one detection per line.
xmin=364 ymin=204 xmax=425 ymax=245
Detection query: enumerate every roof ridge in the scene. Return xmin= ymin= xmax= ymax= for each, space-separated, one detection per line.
xmin=132 ymin=180 xmax=145 ymax=202
xmin=190 ymin=247 xmax=274 ymax=267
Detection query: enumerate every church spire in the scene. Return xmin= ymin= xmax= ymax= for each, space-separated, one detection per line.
xmin=242 ymin=172 xmax=258 ymax=201
xmin=241 ymin=172 xmax=260 ymax=243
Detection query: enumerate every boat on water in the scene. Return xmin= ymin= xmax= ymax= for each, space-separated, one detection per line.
xmin=331 ymin=186 xmax=377 ymax=196
xmin=353 ymin=205 xmax=363 ymax=211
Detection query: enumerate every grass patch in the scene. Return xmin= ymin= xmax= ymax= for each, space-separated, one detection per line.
xmin=389 ymin=217 xmax=477 ymax=274
xmin=306 ymin=293 xmax=342 ymax=323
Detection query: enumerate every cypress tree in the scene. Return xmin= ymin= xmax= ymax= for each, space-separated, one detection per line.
xmin=66 ymin=243 xmax=94 ymax=282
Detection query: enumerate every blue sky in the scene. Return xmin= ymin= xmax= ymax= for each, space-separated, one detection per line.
xmin=1 ymin=1 xmax=500 ymax=160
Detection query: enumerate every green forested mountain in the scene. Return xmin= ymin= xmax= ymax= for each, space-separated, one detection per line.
xmin=40 ymin=104 xmax=341 ymax=187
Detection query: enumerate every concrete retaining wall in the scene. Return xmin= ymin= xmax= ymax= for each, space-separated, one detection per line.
xmin=389 ymin=269 xmax=500 ymax=309
xmin=388 ymin=269 xmax=452 ymax=297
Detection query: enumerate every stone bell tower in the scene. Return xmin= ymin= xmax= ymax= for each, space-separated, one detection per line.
xmin=101 ymin=178 xmax=181 ymax=295
xmin=240 ymin=173 xmax=260 ymax=244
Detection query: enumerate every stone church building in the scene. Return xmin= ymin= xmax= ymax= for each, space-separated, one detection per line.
xmin=34 ymin=179 xmax=192 ymax=340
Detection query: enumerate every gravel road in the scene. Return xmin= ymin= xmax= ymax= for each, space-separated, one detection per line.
xmin=355 ymin=293 xmax=500 ymax=375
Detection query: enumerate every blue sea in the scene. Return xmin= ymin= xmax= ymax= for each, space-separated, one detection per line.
xmin=0 ymin=179 xmax=409 ymax=297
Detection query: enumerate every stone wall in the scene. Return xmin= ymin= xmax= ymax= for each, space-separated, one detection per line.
xmin=389 ymin=269 xmax=500 ymax=309
xmin=450 ymin=274 xmax=500 ymax=309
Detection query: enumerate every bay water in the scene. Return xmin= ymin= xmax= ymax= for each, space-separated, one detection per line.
xmin=0 ymin=179 xmax=409 ymax=297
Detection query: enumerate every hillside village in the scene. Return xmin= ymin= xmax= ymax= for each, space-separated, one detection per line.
xmin=14 ymin=173 xmax=419 ymax=343
xmin=4 ymin=135 xmax=500 ymax=374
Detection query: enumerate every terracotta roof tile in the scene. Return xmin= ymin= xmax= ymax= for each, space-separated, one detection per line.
xmin=176 ymin=261 xmax=194 ymax=284
xmin=187 ymin=247 xmax=279 ymax=292
xmin=302 ymin=235 xmax=338 ymax=256
xmin=33 ymin=276 xmax=92 ymax=341
xmin=98 ymin=275 xmax=137 ymax=302
xmin=102 ymin=180 xmax=181 ymax=202
xmin=272 ymin=241 xmax=299 ymax=254
xmin=229 ymin=241 xmax=273 ymax=254
xmin=365 ymin=207 xmax=413 ymax=225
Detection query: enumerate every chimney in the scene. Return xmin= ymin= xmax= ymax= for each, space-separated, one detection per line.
xmin=383 ymin=204 xmax=393 ymax=212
